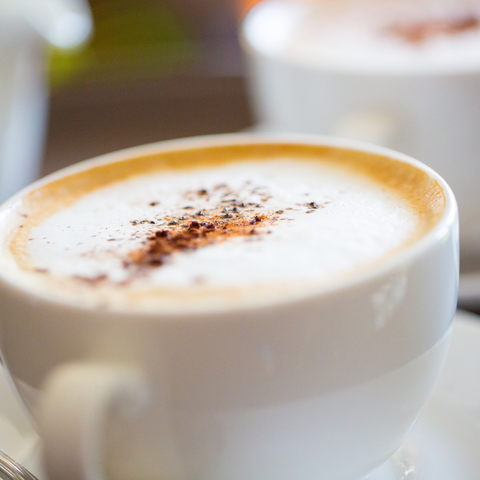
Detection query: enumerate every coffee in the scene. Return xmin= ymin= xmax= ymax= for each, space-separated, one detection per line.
xmin=0 ymin=137 xmax=457 ymax=480
xmin=248 ymin=0 xmax=480 ymax=73
xmin=0 ymin=142 xmax=443 ymax=313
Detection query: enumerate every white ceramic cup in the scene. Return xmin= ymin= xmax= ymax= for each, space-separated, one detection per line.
xmin=0 ymin=134 xmax=458 ymax=480
xmin=241 ymin=0 xmax=480 ymax=269
xmin=0 ymin=0 xmax=92 ymax=203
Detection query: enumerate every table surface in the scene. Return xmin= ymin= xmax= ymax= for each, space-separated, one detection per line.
xmin=42 ymin=76 xmax=254 ymax=177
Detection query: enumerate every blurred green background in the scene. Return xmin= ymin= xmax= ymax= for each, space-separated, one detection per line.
xmin=43 ymin=0 xmax=253 ymax=176
xmin=49 ymin=0 xmax=242 ymax=89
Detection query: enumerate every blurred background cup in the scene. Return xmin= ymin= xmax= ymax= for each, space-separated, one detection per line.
xmin=0 ymin=0 xmax=92 ymax=203
xmin=240 ymin=0 xmax=480 ymax=305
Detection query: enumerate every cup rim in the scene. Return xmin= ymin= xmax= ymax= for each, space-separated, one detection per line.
xmin=0 ymin=133 xmax=458 ymax=313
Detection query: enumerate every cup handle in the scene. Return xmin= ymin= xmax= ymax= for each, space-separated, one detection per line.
xmin=331 ymin=110 xmax=400 ymax=147
xmin=39 ymin=363 xmax=149 ymax=480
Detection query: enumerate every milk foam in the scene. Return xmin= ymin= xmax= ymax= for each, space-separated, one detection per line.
xmin=246 ymin=0 xmax=480 ymax=73
xmin=1 ymin=157 xmax=419 ymax=312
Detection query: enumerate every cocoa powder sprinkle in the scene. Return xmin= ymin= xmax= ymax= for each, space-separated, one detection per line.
xmin=387 ymin=15 xmax=480 ymax=43
xmin=114 ymin=182 xmax=323 ymax=274
xmin=127 ymin=210 xmax=282 ymax=269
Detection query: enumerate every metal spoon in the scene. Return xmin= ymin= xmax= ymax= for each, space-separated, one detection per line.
xmin=0 ymin=449 xmax=38 ymax=480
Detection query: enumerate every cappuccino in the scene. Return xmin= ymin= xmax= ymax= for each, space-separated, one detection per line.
xmin=0 ymin=137 xmax=457 ymax=480
xmin=247 ymin=0 xmax=480 ymax=73
xmin=0 ymin=142 xmax=444 ymax=312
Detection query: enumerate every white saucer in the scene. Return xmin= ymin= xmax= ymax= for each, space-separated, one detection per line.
xmin=1 ymin=311 xmax=480 ymax=480
xmin=368 ymin=310 xmax=480 ymax=480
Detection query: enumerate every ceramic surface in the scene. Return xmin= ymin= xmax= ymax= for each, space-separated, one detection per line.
xmin=0 ymin=135 xmax=458 ymax=480
xmin=0 ymin=0 xmax=92 ymax=202
xmin=1 ymin=311 xmax=479 ymax=480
